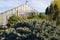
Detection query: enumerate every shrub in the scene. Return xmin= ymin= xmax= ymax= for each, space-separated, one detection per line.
xmin=0 ymin=19 xmax=60 ymax=40
xmin=27 ymin=13 xmax=39 ymax=19
xmin=7 ymin=15 xmax=22 ymax=27
xmin=39 ymin=13 xmax=49 ymax=20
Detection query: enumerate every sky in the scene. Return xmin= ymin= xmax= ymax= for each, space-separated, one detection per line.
xmin=0 ymin=0 xmax=52 ymax=13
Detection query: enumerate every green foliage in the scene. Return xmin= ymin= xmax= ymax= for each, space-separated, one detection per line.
xmin=0 ymin=19 xmax=60 ymax=40
xmin=27 ymin=13 xmax=39 ymax=19
xmin=45 ymin=2 xmax=60 ymax=26
xmin=39 ymin=13 xmax=48 ymax=20
xmin=32 ymin=14 xmax=39 ymax=19
xmin=53 ymin=0 xmax=60 ymax=26
xmin=27 ymin=12 xmax=48 ymax=20
xmin=57 ymin=25 xmax=60 ymax=30
xmin=45 ymin=7 xmax=50 ymax=15
xmin=53 ymin=4 xmax=59 ymax=20
xmin=45 ymin=3 xmax=59 ymax=21
xmin=7 ymin=15 xmax=22 ymax=27
xmin=56 ymin=15 xmax=60 ymax=25
xmin=53 ymin=0 xmax=60 ymax=10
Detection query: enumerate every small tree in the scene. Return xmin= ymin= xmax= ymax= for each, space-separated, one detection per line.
xmin=45 ymin=7 xmax=50 ymax=15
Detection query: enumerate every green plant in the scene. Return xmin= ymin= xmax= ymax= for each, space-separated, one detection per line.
xmin=0 ymin=19 xmax=60 ymax=40
xmin=7 ymin=15 xmax=22 ymax=27
xmin=27 ymin=14 xmax=39 ymax=19
xmin=39 ymin=13 xmax=48 ymax=20
xmin=45 ymin=3 xmax=59 ymax=21
xmin=56 ymin=15 xmax=60 ymax=25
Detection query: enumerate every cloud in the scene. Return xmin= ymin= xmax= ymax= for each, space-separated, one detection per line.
xmin=29 ymin=0 xmax=52 ymax=12
xmin=0 ymin=0 xmax=21 ymax=12
xmin=0 ymin=0 xmax=19 ymax=7
xmin=0 ymin=0 xmax=52 ymax=12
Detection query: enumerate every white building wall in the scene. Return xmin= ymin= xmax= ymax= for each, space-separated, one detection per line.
xmin=0 ymin=4 xmax=38 ymax=25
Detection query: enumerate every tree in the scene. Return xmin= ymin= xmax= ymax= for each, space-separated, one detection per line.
xmin=45 ymin=4 xmax=55 ymax=21
xmin=52 ymin=4 xmax=59 ymax=20
xmin=45 ymin=7 xmax=50 ymax=15
xmin=45 ymin=4 xmax=59 ymax=21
